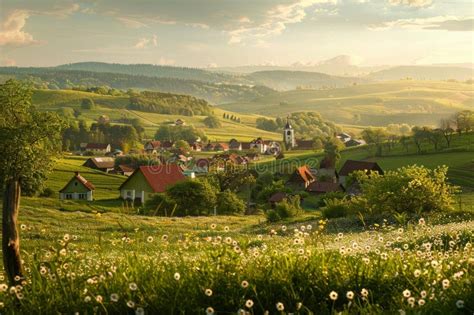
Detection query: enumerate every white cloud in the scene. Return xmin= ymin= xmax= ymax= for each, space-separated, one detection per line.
xmin=388 ymin=0 xmax=432 ymax=8
xmin=0 ymin=10 xmax=38 ymax=46
xmin=116 ymin=17 xmax=148 ymax=29
xmin=370 ymin=16 xmax=474 ymax=31
xmin=133 ymin=35 xmax=158 ymax=49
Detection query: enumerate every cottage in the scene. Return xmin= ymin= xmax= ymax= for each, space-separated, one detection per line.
xmin=337 ymin=133 xmax=351 ymax=143
xmin=316 ymin=157 xmax=339 ymax=183
xmin=229 ymin=139 xmax=242 ymax=151
xmin=250 ymin=138 xmax=268 ymax=154
xmin=175 ymin=119 xmax=185 ymax=126
xmin=144 ymin=141 xmax=161 ymax=154
xmin=119 ymin=164 xmax=186 ymax=204
xmin=287 ymin=165 xmax=316 ymax=189
xmin=338 ymin=160 xmax=384 ymax=186
xmin=214 ymin=143 xmax=229 ymax=152
xmin=161 ymin=140 xmax=174 ymax=150
xmin=306 ymin=182 xmax=345 ymax=195
xmin=111 ymin=164 xmax=135 ymax=176
xmin=83 ymin=157 xmax=115 ymax=173
xmin=188 ymin=141 xmax=202 ymax=151
xmin=59 ymin=172 xmax=95 ymax=201
xmin=345 ymin=139 xmax=366 ymax=147
xmin=84 ymin=143 xmax=111 ymax=154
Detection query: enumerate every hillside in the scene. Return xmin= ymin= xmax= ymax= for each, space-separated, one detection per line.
xmin=219 ymin=80 xmax=474 ymax=126
xmin=32 ymin=89 xmax=281 ymax=141
xmin=247 ymin=70 xmax=366 ymax=90
xmin=368 ymin=66 xmax=473 ymax=81
xmin=0 ymin=67 xmax=276 ymax=104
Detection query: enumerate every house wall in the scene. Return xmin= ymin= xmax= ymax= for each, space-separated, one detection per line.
xmin=120 ymin=170 xmax=155 ymax=203
xmin=59 ymin=190 xmax=93 ymax=201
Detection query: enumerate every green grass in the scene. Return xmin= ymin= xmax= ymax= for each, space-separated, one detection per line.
xmin=219 ymin=80 xmax=474 ymax=126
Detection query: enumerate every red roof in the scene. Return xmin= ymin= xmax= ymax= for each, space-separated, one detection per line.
xmin=306 ymin=182 xmax=344 ymax=193
xmin=296 ymin=165 xmax=315 ymax=183
xmin=122 ymin=164 xmax=186 ymax=193
xmin=147 ymin=141 xmax=161 ymax=149
xmin=339 ymin=160 xmax=384 ymax=176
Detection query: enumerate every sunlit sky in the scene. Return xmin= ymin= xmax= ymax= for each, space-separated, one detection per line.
xmin=0 ymin=0 xmax=473 ymax=67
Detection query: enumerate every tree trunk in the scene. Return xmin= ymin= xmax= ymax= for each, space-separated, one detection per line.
xmin=2 ymin=179 xmax=23 ymax=285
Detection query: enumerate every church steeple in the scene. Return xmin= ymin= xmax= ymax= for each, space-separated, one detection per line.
xmin=283 ymin=115 xmax=295 ymax=149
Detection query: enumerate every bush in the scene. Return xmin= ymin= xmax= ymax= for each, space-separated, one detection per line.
xmin=216 ymin=190 xmax=245 ymax=214
xmin=39 ymin=187 xmax=55 ymax=198
xmin=265 ymin=209 xmax=281 ymax=222
xmin=317 ymin=191 xmax=346 ymax=207
xmin=203 ymin=115 xmax=221 ymax=128
xmin=321 ymin=198 xmax=351 ymax=219
xmin=81 ymin=98 xmax=95 ymax=110
xmin=166 ymin=179 xmax=217 ymax=216
xmin=355 ymin=165 xmax=456 ymax=215
xmin=272 ymin=195 xmax=302 ymax=221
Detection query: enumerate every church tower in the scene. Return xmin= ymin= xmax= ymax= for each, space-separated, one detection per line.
xmin=283 ymin=116 xmax=295 ymax=149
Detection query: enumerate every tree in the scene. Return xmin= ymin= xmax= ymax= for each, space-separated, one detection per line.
xmin=166 ymin=179 xmax=217 ymax=216
xmin=216 ymin=190 xmax=246 ymax=214
xmin=0 ymin=80 xmax=64 ymax=284
xmin=175 ymin=140 xmax=191 ymax=152
xmin=312 ymin=137 xmax=324 ymax=151
xmin=323 ymin=137 xmax=344 ymax=166
xmin=412 ymin=126 xmax=430 ymax=154
xmin=426 ymin=128 xmax=444 ymax=151
xmin=81 ymin=98 xmax=95 ymax=110
xmin=203 ymin=115 xmax=222 ymax=128
xmin=256 ymin=117 xmax=278 ymax=132
xmin=439 ymin=118 xmax=455 ymax=148
xmin=362 ymin=128 xmax=388 ymax=156
xmin=453 ymin=110 xmax=474 ymax=134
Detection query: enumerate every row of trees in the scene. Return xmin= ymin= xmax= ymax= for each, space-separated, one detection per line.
xmin=222 ymin=113 xmax=241 ymax=123
xmin=154 ymin=125 xmax=207 ymax=143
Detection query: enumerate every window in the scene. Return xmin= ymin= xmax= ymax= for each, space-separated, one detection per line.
xmin=287 ymin=130 xmax=291 ymax=136
xmin=65 ymin=193 xmax=73 ymax=200
xmin=78 ymin=193 xmax=87 ymax=200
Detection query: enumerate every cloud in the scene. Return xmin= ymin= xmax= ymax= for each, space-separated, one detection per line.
xmin=0 ymin=10 xmax=39 ymax=46
xmin=370 ymin=16 xmax=474 ymax=31
xmin=133 ymin=35 xmax=158 ymax=49
xmin=388 ymin=0 xmax=432 ymax=8
xmin=116 ymin=17 xmax=148 ymax=29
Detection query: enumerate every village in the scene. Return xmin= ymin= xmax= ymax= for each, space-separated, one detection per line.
xmin=59 ymin=117 xmax=375 ymax=213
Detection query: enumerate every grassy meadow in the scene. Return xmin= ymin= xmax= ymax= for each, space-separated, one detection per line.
xmin=219 ymin=80 xmax=474 ymax=126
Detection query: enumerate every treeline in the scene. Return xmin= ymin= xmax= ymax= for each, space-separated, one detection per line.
xmin=154 ymin=125 xmax=207 ymax=143
xmin=0 ymin=68 xmax=276 ymax=104
xmin=62 ymin=120 xmax=144 ymax=152
xmin=256 ymin=112 xmax=340 ymax=138
xmin=361 ymin=110 xmax=474 ymax=156
xmin=128 ymin=91 xmax=211 ymax=116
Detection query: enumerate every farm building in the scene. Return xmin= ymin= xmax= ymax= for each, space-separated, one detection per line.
xmin=229 ymin=139 xmax=242 ymax=151
xmin=295 ymin=139 xmax=314 ymax=150
xmin=269 ymin=192 xmax=287 ymax=207
xmin=59 ymin=172 xmax=95 ymax=201
xmin=144 ymin=141 xmax=161 ymax=154
xmin=119 ymin=164 xmax=186 ymax=204
xmin=84 ymin=143 xmax=111 ymax=154
xmin=111 ymin=164 xmax=135 ymax=176
xmin=338 ymin=160 xmax=384 ymax=186
xmin=83 ymin=157 xmax=115 ymax=173
xmin=287 ymin=165 xmax=316 ymax=189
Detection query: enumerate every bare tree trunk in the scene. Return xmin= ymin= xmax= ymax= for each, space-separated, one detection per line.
xmin=2 ymin=179 xmax=23 ymax=285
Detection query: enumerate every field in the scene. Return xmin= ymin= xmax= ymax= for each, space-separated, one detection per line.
xmin=32 ymin=89 xmax=281 ymax=141
xmin=219 ymin=80 xmax=474 ymax=126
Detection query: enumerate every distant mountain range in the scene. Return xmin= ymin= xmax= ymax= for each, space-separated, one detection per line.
xmin=0 ymin=60 xmax=471 ymax=105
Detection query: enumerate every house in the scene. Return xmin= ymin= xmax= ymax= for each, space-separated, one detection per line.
xmin=269 ymin=192 xmax=287 ymax=207
xmin=203 ymin=143 xmax=215 ymax=152
xmin=241 ymin=142 xmax=252 ymax=150
xmin=175 ymin=119 xmax=185 ymax=126
xmin=316 ymin=157 xmax=339 ymax=183
xmin=306 ymin=182 xmax=345 ymax=195
xmin=119 ymin=164 xmax=186 ymax=204
xmin=83 ymin=157 xmax=115 ymax=173
xmin=339 ymin=160 xmax=384 ymax=186
xmin=250 ymin=138 xmax=268 ymax=154
xmin=84 ymin=143 xmax=112 ymax=154
xmin=295 ymin=139 xmax=314 ymax=151
xmin=98 ymin=115 xmax=110 ymax=124
xmin=144 ymin=141 xmax=161 ymax=154
xmin=59 ymin=172 xmax=95 ymax=201
xmin=194 ymin=158 xmax=210 ymax=174
xmin=111 ymin=164 xmax=135 ymax=176
xmin=228 ymin=153 xmax=248 ymax=166
xmin=161 ymin=141 xmax=174 ymax=150
xmin=337 ymin=133 xmax=352 ymax=143
xmin=287 ymin=165 xmax=316 ymax=189
xmin=188 ymin=141 xmax=202 ymax=151
xmin=345 ymin=139 xmax=366 ymax=147
xmin=229 ymin=139 xmax=242 ymax=151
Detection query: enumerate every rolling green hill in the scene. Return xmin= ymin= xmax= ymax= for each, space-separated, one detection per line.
xmin=368 ymin=66 xmax=473 ymax=81
xmin=219 ymin=80 xmax=474 ymax=126
xmin=32 ymin=89 xmax=281 ymax=141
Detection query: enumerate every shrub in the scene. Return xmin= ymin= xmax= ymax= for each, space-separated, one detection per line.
xmin=265 ymin=209 xmax=281 ymax=222
xmin=321 ymin=198 xmax=351 ymax=219
xmin=203 ymin=115 xmax=222 ymax=128
xmin=274 ymin=195 xmax=302 ymax=219
xmin=216 ymin=190 xmax=245 ymax=214
xmin=81 ymin=98 xmax=95 ymax=110
xmin=39 ymin=187 xmax=55 ymax=198
xmin=317 ymin=191 xmax=346 ymax=207
xmin=355 ymin=165 xmax=456 ymax=215
xmin=166 ymin=179 xmax=217 ymax=216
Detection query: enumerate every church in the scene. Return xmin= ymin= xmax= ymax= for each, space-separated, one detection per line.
xmin=283 ymin=117 xmax=314 ymax=150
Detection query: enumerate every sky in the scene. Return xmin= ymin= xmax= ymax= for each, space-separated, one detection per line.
xmin=0 ymin=0 xmax=473 ymax=68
